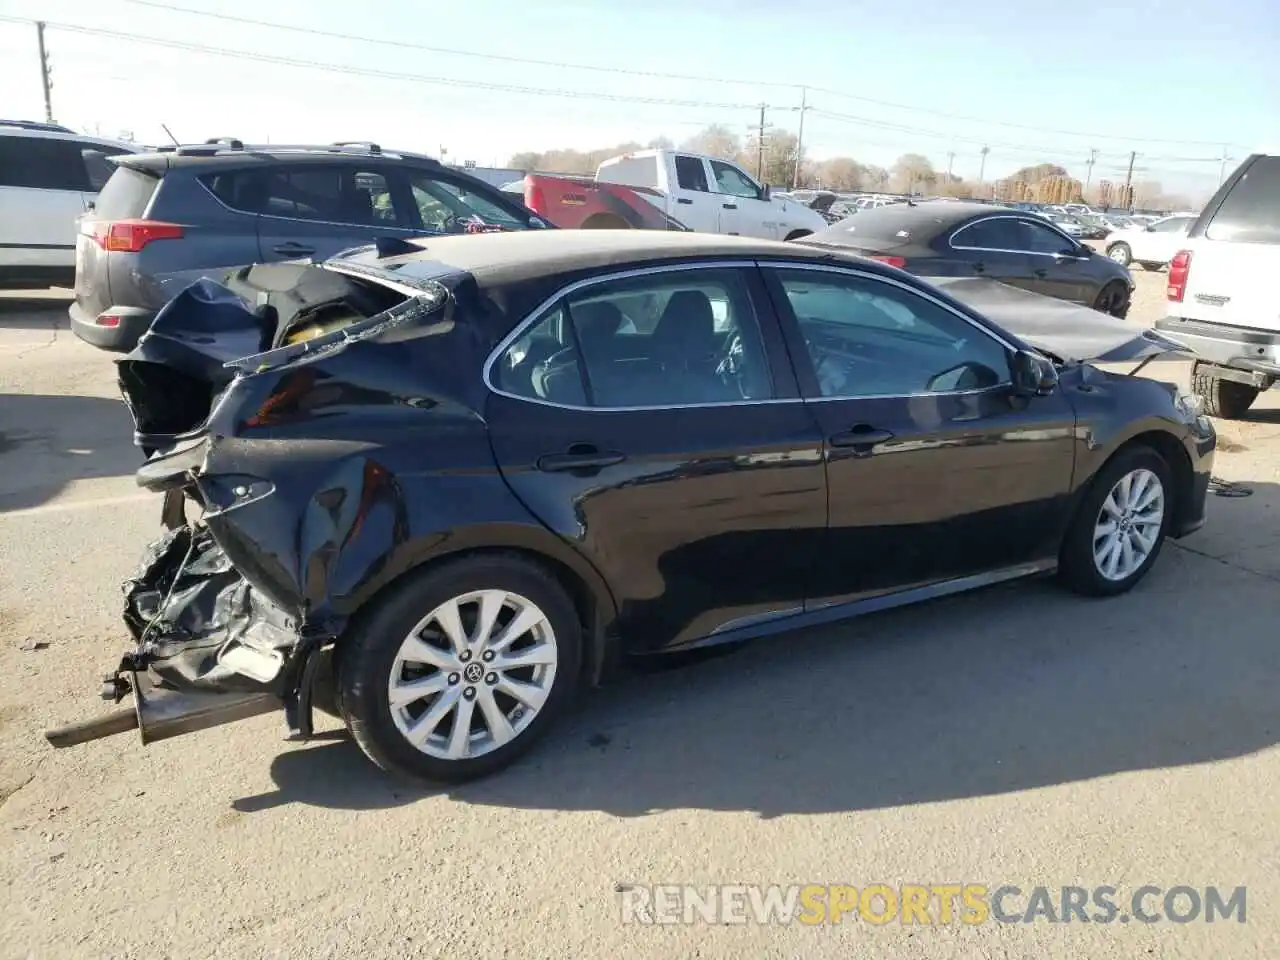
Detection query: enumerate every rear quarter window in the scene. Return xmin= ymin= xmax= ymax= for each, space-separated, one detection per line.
xmin=1204 ymin=155 xmax=1280 ymax=244
xmin=94 ymin=166 xmax=160 ymax=218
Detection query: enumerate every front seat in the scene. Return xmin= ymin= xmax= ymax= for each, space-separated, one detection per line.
xmin=649 ymin=290 xmax=723 ymax=402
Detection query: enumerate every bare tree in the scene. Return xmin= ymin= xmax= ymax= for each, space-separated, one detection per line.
xmin=891 ymin=154 xmax=936 ymax=193
xmin=679 ymin=124 xmax=742 ymax=161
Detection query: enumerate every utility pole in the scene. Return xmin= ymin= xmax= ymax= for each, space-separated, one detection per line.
xmin=1218 ymin=145 xmax=1231 ymax=186
xmin=1123 ymin=150 xmax=1137 ymax=209
xmin=755 ymin=103 xmax=768 ymax=181
xmin=36 ymin=21 xmax=54 ymax=123
xmin=946 ymin=151 xmax=955 ymax=178
xmin=978 ymin=145 xmax=989 ymax=185
xmin=792 ymin=87 xmax=807 ymax=190
xmin=1084 ymin=147 xmax=1098 ymax=192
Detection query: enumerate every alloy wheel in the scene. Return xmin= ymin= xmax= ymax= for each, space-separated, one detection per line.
xmin=1092 ymin=468 xmax=1165 ymax=581
xmin=387 ymin=589 xmax=558 ymax=760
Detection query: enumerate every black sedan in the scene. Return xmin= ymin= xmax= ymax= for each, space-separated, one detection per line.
xmin=799 ymin=201 xmax=1135 ymax=317
xmin=48 ymin=231 xmax=1214 ymax=784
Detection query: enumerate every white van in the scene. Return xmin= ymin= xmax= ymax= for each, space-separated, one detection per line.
xmin=0 ymin=121 xmax=140 ymax=289
xmin=1155 ymin=152 xmax=1280 ymax=418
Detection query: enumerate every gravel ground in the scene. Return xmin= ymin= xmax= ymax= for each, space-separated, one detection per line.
xmin=1 ymin=280 xmax=1277 ymax=960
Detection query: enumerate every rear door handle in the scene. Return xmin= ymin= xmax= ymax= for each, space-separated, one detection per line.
xmin=537 ymin=445 xmax=625 ymax=472
xmin=972 ymin=261 xmax=986 ymax=273
xmin=828 ymin=426 xmax=895 ymax=453
xmin=272 ymin=242 xmax=315 ymax=256
xmin=1033 ymin=268 xmax=1048 ymax=278
xmin=676 ymin=198 xmax=694 ymax=205
xmin=722 ymin=202 xmax=738 ymax=210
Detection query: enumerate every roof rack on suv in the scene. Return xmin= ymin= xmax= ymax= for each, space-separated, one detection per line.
xmin=0 ymin=119 xmax=76 ymax=133
xmin=331 ymin=141 xmax=382 ymax=155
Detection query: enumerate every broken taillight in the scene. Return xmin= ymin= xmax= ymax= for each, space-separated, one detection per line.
xmin=91 ymin=219 xmax=185 ymax=253
xmin=1167 ymin=250 xmax=1192 ymax=302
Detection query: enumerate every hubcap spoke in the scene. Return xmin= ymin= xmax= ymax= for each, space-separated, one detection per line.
xmin=389 ymin=673 xmax=449 ymax=707
xmin=446 ymin=694 xmax=477 ymax=760
xmin=496 ymin=676 xmax=548 ymax=712
xmin=495 ymin=643 xmax=557 ymax=671
xmin=433 ymin=598 xmax=469 ymax=657
xmin=470 ymin=590 xmax=506 ymax=655
xmin=399 ymin=635 xmax=457 ymax=671
xmin=490 ymin=605 xmax=546 ymax=654
xmin=404 ymin=687 xmax=461 ymax=746
xmin=477 ymin=688 xmax=516 ymax=748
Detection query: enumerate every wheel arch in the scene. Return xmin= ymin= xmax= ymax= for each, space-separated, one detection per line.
xmin=1079 ymin=429 xmax=1194 ymax=528
xmin=336 ymin=526 xmax=620 ymax=688
xmin=784 ymin=229 xmax=812 ymax=241
xmin=581 ymin=212 xmax=631 ymax=230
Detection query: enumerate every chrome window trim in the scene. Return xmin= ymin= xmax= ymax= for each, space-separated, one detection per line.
xmin=482 ymin=259 xmax=1021 ymax=412
xmin=948 ymin=214 xmax=1081 ymax=258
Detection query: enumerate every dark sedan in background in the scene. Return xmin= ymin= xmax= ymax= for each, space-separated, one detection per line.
xmin=799 ymin=201 xmax=1135 ymax=317
xmin=49 ymin=230 xmax=1213 ymax=785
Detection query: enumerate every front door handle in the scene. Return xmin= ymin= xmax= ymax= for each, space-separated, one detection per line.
xmin=537 ymin=444 xmax=625 ymax=472
xmin=828 ymin=426 xmax=895 ymax=454
xmin=676 ymin=197 xmax=694 ymax=205
xmin=972 ymin=261 xmax=985 ymax=274
xmin=722 ymin=202 xmax=738 ymax=210
xmin=1033 ymin=268 xmax=1048 ymax=279
xmin=273 ymin=242 xmax=315 ymax=256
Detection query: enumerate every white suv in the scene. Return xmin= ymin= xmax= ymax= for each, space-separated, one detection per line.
xmin=1156 ymin=152 xmax=1280 ymax=418
xmin=0 ymin=121 xmax=140 ymax=289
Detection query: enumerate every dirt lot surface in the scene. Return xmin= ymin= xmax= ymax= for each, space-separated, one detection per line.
xmin=2 ymin=273 xmax=1277 ymax=959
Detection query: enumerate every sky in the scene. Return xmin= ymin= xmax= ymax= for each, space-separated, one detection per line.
xmin=1 ymin=0 xmax=1276 ymax=199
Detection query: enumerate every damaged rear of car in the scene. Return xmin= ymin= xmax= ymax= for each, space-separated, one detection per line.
xmin=48 ymin=238 xmax=594 ymax=781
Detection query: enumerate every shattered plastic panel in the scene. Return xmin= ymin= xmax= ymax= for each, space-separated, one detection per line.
xmin=123 ymin=526 xmax=298 ymax=694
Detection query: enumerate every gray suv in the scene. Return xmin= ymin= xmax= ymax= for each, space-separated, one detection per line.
xmin=70 ymin=140 xmax=550 ymax=350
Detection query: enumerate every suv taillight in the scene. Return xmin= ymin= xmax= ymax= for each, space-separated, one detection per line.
xmin=91 ymin=219 xmax=185 ymax=253
xmin=1167 ymin=250 xmax=1192 ymax=302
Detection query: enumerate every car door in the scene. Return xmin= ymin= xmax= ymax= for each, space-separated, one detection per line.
xmin=669 ymin=155 xmax=720 ymax=233
xmin=945 ymin=216 xmax=1035 ymax=285
xmin=485 ymin=262 xmax=828 ymax=652
xmin=1013 ymin=217 xmax=1096 ymax=303
xmin=0 ymin=135 xmax=91 ymax=272
xmin=707 ymin=158 xmax=771 ymax=238
xmin=252 ymin=164 xmax=422 ymax=262
xmin=760 ymin=263 xmax=1078 ymax=608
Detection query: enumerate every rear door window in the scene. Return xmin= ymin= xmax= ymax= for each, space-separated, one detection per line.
xmin=951 ymin=218 xmax=1022 ymax=250
xmin=209 ymin=166 xmax=412 ymax=226
xmin=1205 ymin=155 xmax=1280 ymax=244
xmin=77 ymin=144 xmax=131 ymax=191
xmin=0 ymin=135 xmax=89 ymax=190
xmin=674 ymin=155 xmax=710 ymax=192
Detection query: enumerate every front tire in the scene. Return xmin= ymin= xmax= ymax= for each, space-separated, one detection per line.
xmin=1106 ymin=242 xmax=1132 ymax=266
xmin=338 ymin=554 xmax=582 ymax=783
xmin=1059 ymin=446 xmax=1172 ymax=597
xmin=1191 ymin=365 xmax=1259 ymax=419
xmin=1094 ymin=280 xmax=1130 ymax=318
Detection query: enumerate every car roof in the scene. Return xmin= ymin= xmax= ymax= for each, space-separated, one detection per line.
xmin=811 ymin=201 xmax=1017 ymax=243
xmin=118 ymin=143 xmax=444 ymax=174
xmin=330 ymin=229 xmax=889 ymax=289
xmin=0 ymin=125 xmax=140 ymax=151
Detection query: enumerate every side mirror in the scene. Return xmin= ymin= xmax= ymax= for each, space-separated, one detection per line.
xmin=1011 ymin=349 xmax=1059 ymax=397
xmin=1144 ymin=225 xmax=1155 ymax=232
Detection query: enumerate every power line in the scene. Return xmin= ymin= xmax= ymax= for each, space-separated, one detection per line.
xmin=58 ymin=0 xmax=1244 ymax=150
xmin=0 ymin=16 xmax=765 ymax=111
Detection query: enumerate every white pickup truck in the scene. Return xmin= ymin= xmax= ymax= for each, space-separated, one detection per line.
xmin=521 ymin=149 xmax=829 ymax=240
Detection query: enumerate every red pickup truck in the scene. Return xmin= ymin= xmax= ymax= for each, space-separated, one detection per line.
xmin=512 ymin=173 xmax=691 ymax=231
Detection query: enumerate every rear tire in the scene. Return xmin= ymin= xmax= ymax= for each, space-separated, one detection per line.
xmin=1191 ymin=366 xmax=1260 ymax=419
xmin=1139 ymin=261 xmax=1165 ymax=271
xmin=1106 ymin=242 xmax=1132 ymax=266
xmin=1059 ymin=445 xmax=1172 ymax=597
xmin=337 ymin=553 xmax=582 ymax=783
